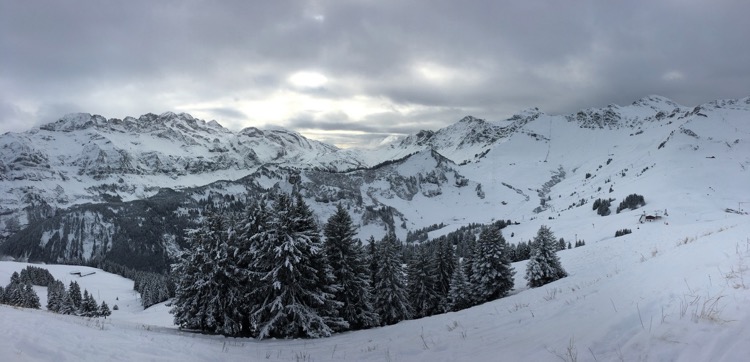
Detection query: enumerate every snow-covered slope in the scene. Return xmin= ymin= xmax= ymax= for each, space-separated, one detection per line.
xmin=1 ymin=96 xmax=749 ymax=272
xmin=2 ymin=209 xmax=749 ymax=361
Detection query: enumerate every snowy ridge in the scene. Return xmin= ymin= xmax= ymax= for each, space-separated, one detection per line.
xmin=1 ymin=95 xmax=749 ymax=271
xmin=0 ymin=112 xmax=365 ymax=239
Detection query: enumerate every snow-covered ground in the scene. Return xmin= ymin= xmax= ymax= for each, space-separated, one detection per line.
xmin=1 ymin=96 xmax=748 ymax=360
xmin=2 ymin=208 xmax=749 ymax=361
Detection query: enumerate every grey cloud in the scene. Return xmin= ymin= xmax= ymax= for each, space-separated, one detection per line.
xmin=287 ymin=112 xmax=419 ymax=135
xmin=0 ymin=101 xmax=35 ymax=133
xmin=1 ymin=1 xmax=749 ymax=145
xmin=201 ymin=107 xmax=247 ymax=121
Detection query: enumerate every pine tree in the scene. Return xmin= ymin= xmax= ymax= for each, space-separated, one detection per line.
xmin=232 ymin=198 xmax=272 ymax=336
xmin=46 ymin=280 xmax=66 ymax=312
xmin=58 ymin=292 xmax=77 ymax=315
xmin=367 ymin=236 xmax=379 ymax=287
xmin=470 ymin=226 xmax=515 ymax=304
xmin=407 ymin=247 xmax=440 ymax=318
xmin=517 ymin=241 xmax=532 ymax=260
xmin=68 ymin=281 xmax=82 ymax=310
xmin=323 ymin=204 xmax=379 ymax=330
xmin=446 ymin=258 xmax=473 ymax=312
xmin=99 ymin=301 xmax=112 ymax=319
xmin=558 ymin=238 xmax=566 ymax=251
xmin=525 ymin=225 xmax=568 ymax=288
xmin=373 ymin=233 xmax=412 ymax=325
xmin=5 ymin=282 xmax=24 ymax=307
xmin=171 ymin=211 xmax=246 ymax=336
xmin=431 ymin=239 xmax=455 ymax=311
xmin=250 ymin=193 xmax=346 ymax=339
xmin=81 ymin=290 xmax=98 ymax=316
xmin=201 ymin=212 xmax=245 ymax=336
xmin=171 ymin=223 xmax=216 ymax=331
xmin=23 ymin=283 xmax=41 ymax=309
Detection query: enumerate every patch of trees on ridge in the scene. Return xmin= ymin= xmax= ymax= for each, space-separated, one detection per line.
xmin=0 ymin=265 xmax=111 ymax=317
xmin=593 ymin=194 xmax=646 ymax=216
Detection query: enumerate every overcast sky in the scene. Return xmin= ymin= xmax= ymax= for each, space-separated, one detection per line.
xmin=1 ymin=1 xmax=748 ymax=147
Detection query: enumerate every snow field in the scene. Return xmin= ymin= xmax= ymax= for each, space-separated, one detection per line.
xmin=2 ymin=212 xmax=749 ymax=361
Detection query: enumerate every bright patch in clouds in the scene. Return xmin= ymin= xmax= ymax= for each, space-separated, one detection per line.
xmin=415 ymin=62 xmax=454 ymax=83
xmin=412 ymin=61 xmax=483 ymax=88
xmin=662 ymin=70 xmax=685 ymax=81
xmin=288 ymin=71 xmax=328 ymax=89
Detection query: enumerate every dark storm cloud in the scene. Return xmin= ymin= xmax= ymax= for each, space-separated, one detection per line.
xmin=1 ymin=0 xmax=749 ymax=146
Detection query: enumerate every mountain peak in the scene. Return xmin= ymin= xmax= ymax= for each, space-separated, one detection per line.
xmin=457 ymin=115 xmax=483 ymax=123
xmin=631 ymin=95 xmax=682 ymax=110
xmin=39 ymin=113 xmax=105 ymax=132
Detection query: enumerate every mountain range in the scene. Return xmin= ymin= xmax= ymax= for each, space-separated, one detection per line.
xmin=1 ymin=95 xmax=748 ymax=271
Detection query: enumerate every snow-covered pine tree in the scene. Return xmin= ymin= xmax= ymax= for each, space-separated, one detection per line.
xmin=202 ymin=212 xmax=246 ymax=336
xmin=292 ymin=193 xmax=348 ymax=334
xmin=515 ymin=241 xmax=531 ymax=261
xmin=525 ymin=225 xmax=568 ymax=288
xmin=87 ymin=291 xmax=100 ymax=316
xmin=233 ymin=197 xmax=272 ymax=336
xmin=373 ymin=233 xmax=412 ymax=325
xmin=46 ymin=280 xmax=66 ymax=312
xmin=431 ymin=239 xmax=455 ymax=311
xmin=4 ymin=281 xmax=23 ymax=307
xmin=23 ymin=283 xmax=40 ymax=309
xmin=250 ymin=193 xmax=346 ymax=339
xmin=323 ymin=203 xmax=379 ymax=330
xmin=367 ymin=236 xmax=379 ymax=287
xmin=68 ymin=281 xmax=82 ymax=310
xmin=99 ymin=301 xmax=111 ymax=319
xmin=171 ymin=211 xmax=246 ymax=336
xmin=462 ymin=237 xmax=476 ymax=283
xmin=58 ymin=292 xmax=77 ymax=315
xmin=407 ymin=246 xmax=440 ymax=318
xmin=81 ymin=290 xmax=94 ymax=316
xmin=2 ymin=272 xmax=19 ymax=306
xmin=140 ymin=281 xmax=153 ymax=309
xmin=171 ymin=222 xmax=215 ymax=331
xmin=470 ymin=226 xmax=515 ymax=304
xmin=446 ymin=257 xmax=473 ymax=312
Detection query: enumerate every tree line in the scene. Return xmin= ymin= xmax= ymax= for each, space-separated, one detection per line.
xmin=0 ymin=265 xmax=112 ymax=318
xmin=170 ymin=191 xmax=568 ymax=339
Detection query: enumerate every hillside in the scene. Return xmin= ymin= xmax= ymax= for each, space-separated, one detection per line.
xmin=1 ymin=95 xmax=749 ymax=271
xmin=1 ymin=208 xmax=749 ymax=360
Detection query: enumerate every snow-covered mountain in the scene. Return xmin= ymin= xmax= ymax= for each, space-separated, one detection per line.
xmin=0 ymin=112 xmax=366 ymax=239
xmin=1 ymin=95 xmax=749 ymax=271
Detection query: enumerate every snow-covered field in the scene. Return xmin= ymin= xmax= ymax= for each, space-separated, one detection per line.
xmin=2 ymin=208 xmax=749 ymax=361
